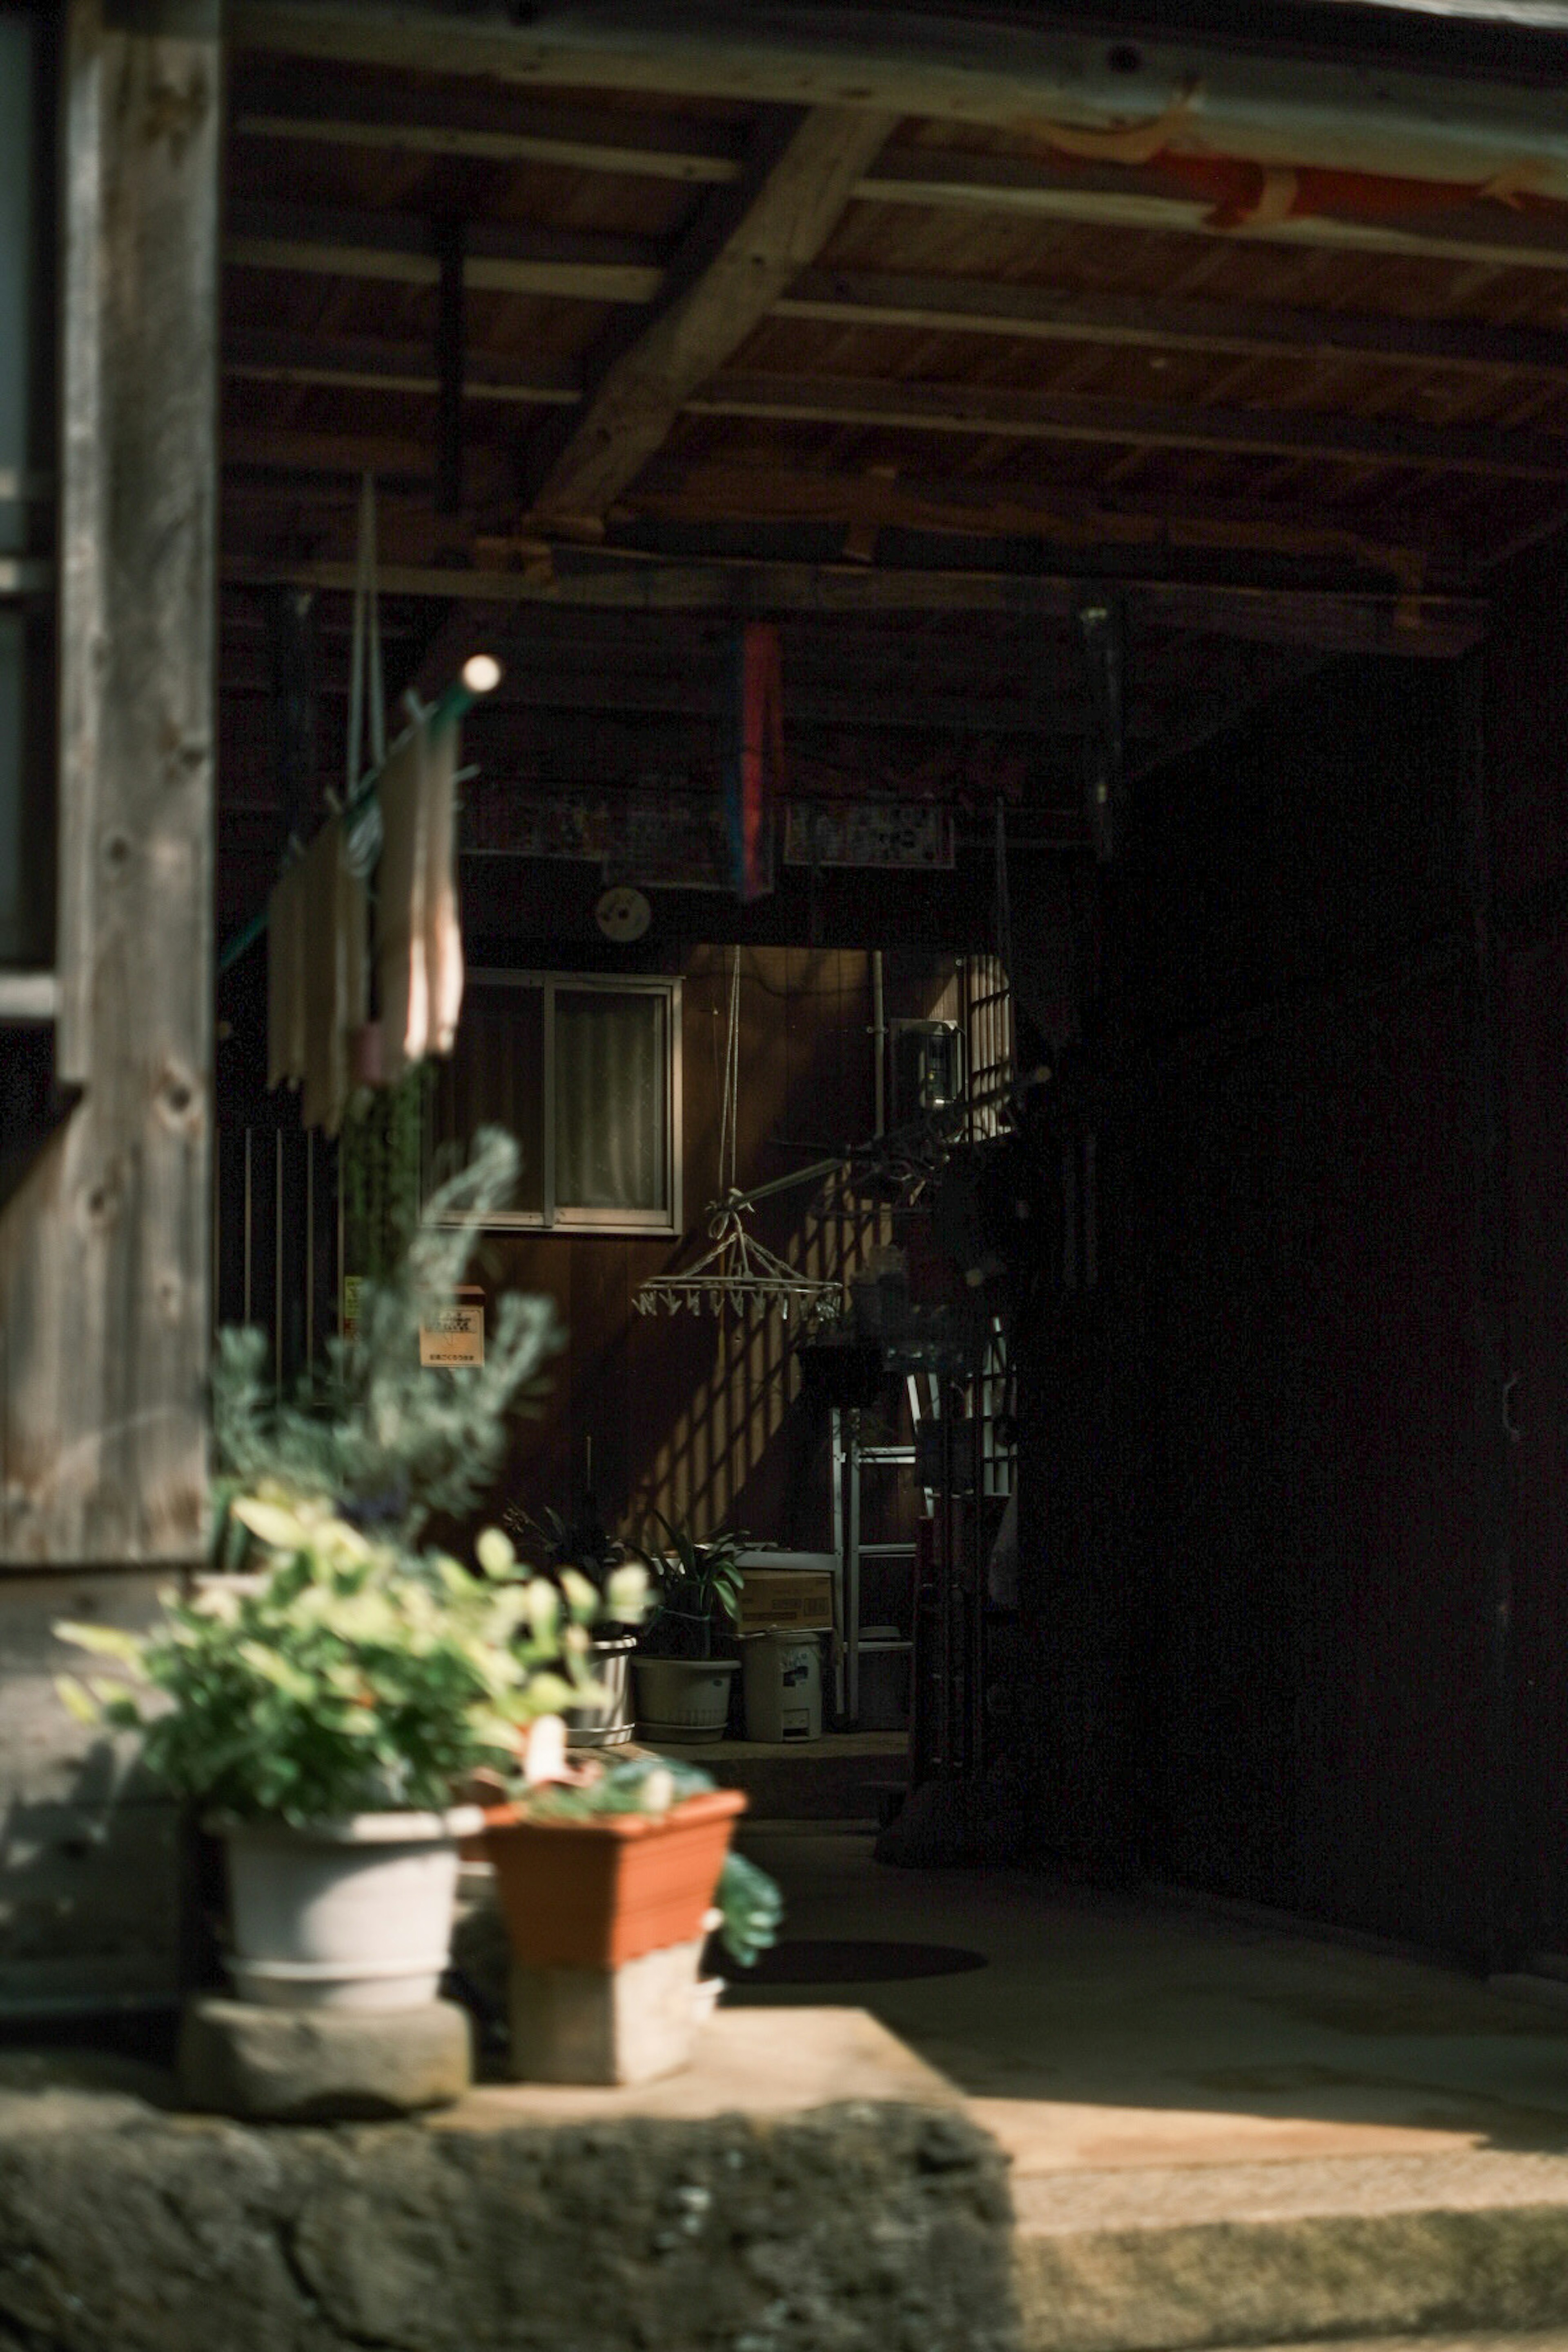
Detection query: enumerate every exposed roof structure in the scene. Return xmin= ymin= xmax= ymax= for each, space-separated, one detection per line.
xmin=217 ymin=2 xmax=1568 ymax=915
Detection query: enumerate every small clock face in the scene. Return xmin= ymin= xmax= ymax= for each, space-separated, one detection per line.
xmin=595 ymin=885 xmax=652 ymax=943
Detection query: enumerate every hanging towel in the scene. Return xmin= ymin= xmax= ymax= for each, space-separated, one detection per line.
xmin=300 ymin=815 xmax=368 ymax=1136
xmin=375 ymin=713 xmax=463 ymax=1080
xmin=266 ymin=857 xmax=307 ymax=1092
xmin=421 ymin=714 xmax=463 ymax=1057
xmin=375 ymin=722 xmax=427 ymax=1082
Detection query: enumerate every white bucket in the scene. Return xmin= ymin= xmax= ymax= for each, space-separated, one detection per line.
xmin=742 ymin=1631 xmax=823 ymax=1743
xmin=218 ymin=1809 xmax=481 ymax=2010
xmin=632 ymin=1656 xmax=738 ymax=1742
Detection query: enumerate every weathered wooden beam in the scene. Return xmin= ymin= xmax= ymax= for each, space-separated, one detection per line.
xmin=692 ymin=371 xmax=1568 ymax=482
xmin=777 ymin=267 xmax=1568 ymax=383
xmin=2 ymin=0 xmax=219 ymax=1564
xmin=223 ymin=548 xmax=1487 ymax=655
xmin=530 ymin=105 xmax=897 ymax=528
xmin=222 ymin=366 xmax=1565 ymax=492
xmin=621 ymin=459 xmax=1446 ymax=590
xmin=855 ymin=148 xmax=1568 ymax=274
xmin=224 ymin=1 xmax=1568 ymax=196
xmin=225 ymin=200 xmax=662 ymax=301
xmin=231 ymin=76 xmax=743 ymax=182
xmin=225 ymin=328 xmax=579 ymax=406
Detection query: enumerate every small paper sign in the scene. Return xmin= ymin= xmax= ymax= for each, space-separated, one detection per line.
xmin=342 ymin=1274 xmax=365 ymax=1343
xmin=419 ymin=1288 xmax=485 ymax=1368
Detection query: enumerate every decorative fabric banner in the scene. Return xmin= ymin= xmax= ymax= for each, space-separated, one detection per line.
xmin=723 ymin=623 xmax=783 ymax=903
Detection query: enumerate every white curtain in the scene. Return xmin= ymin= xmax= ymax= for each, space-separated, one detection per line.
xmin=554 ymin=990 xmax=664 ymax=1211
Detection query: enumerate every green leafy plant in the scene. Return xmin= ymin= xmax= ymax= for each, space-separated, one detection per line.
xmin=213 ymin=1127 xmax=562 ymax=1564
xmin=55 ymin=1503 xmax=643 ymax=1824
xmin=630 ymin=1512 xmax=746 ymax=1659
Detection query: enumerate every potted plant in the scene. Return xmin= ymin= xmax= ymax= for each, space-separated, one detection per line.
xmin=56 ymin=1503 xmax=620 ymax=2010
xmin=504 ymin=1494 xmax=639 ymax=1748
xmin=630 ymin=1513 xmax=746 ymax=1743
xmin=480 ymin=1750 xmax=783 ymax=2082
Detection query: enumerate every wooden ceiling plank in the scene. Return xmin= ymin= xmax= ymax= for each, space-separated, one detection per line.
xmin=221 ymin=548 xmax=1486 ymax=655
xmin=693 ymin=370 xmax=1568 ymax=479
xmin=225 ymin=200 xmax=663 ymax=303
xmin=530 ymin=105 xmax=898 ymax=528
xmin=777 ymin=267 xmax=1568 ymax=380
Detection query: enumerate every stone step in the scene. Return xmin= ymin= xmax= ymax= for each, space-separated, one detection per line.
xmin=1013 ymin=2152 xmax=1568 ymax=2352
xmin=657 ymin=1729 xmax=908 ymax=1820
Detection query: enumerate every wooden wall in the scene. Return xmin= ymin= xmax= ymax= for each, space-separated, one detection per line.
xmin=1019 ymin=655 xmax=1515 ymax=1960
xmin=478 ymin=944 xmax=883 ymax=1549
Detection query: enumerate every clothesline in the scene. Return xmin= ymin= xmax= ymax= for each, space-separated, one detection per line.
xmin=216 ymin=662 xmax=498 ymax=978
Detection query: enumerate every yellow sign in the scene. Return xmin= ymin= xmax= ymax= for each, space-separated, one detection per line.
xmin=419 ymin=1291 xmax=485 ymax=1368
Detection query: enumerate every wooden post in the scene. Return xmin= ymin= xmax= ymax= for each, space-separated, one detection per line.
xmin=0 ymin=0 xmax=219 ymax=1566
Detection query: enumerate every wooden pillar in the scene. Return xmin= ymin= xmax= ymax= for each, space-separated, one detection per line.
xmin=1 ymin=0 xmax=219 ymax=1566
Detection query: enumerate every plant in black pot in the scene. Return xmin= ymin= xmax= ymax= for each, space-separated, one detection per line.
xmin=630 ymin=1513 xmax=746 ymax=1743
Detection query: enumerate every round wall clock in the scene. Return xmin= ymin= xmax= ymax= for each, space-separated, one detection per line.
xmin=595 ymin=884 xmax=652 ymax=944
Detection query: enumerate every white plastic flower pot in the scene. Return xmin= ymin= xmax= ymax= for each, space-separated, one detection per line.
xmin=566 ymin=1635 xmax=637 ymax=1748
xmin=218 ymin=1808 xmax=483 ymax=2010
xmin=632 ymin=1656 xmax=738 ymax=1743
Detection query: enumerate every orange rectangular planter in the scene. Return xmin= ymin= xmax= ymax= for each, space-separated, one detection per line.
xmin=482 ymin=1788 xmax=747 ymax=1970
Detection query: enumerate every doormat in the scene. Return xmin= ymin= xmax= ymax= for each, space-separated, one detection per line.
xmin=720 ymin=1939 xmax=987 ymax=1985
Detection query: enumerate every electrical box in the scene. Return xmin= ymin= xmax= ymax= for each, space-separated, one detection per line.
xmin=892 ymin=1020 xmax=964 ymax=1122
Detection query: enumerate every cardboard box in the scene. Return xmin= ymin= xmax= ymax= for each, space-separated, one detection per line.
xmin=737 ymin=1568 xmax=835 ymax=1635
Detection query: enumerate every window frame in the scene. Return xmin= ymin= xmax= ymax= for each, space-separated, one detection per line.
xmin=433 ymin=969 xmax=683 ymax=1237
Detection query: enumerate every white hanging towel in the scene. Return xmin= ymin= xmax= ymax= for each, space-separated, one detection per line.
xmin=375 ymin=711 xmax=463 ymax=1080
xmin=422 ymin=713 xmax=463 ymax=1056
xmin=300 ymin=815 xmax=368 ymax=1136
xmin=266 ymin=858 xmax=307 ymax=1092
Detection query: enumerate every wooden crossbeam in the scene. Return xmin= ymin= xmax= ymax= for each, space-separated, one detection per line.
xmin=621 ymin=459 xmax=1445 ymax=589
xmin=222 ymin=548 xmax=1487 ymax=655
xmin=692 ymin=371 xmax=1568 ymax=481
xmin=855 ymin=149 xmax=1568 ymax=275
xmin=529 ymin=105 xmax=898 ymax=528
xmin=225 ymin=0 xmax=1568 ymax=197
xmin=225 ymin=200 xmax=661 ymax=301
xmin=231 ymin=78 xmax=743 ymax=182
xmin=221 ymin=370 xmax=1567 ymax=490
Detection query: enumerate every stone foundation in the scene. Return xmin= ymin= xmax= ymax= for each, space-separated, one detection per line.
xmin=0 ymin=2030 xmax=1017 ymax=2352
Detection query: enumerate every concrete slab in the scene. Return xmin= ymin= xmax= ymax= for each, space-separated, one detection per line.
xmin=726 ymin=1828 xmax=1568 ymax=2178
xmin=722 ymin=1829 xmax=1568 ymax=2350
xmin=436 ymin=2003 xmax=964 ymax=2129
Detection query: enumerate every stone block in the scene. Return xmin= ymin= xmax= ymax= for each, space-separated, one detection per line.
xmin=507 ymin=1937 xmax=708 ymax=2085
xmin=178 ymin=1994 xmax=471 ymax=2120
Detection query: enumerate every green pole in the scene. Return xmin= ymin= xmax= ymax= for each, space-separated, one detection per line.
xmin=217 ymin=678 xmax=477 ymax=978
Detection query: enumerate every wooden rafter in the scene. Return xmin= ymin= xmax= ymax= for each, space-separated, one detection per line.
xmin=619 ymin=460 xmax=1446 ymax=590
xmin=221 ymin=374 xmax=1568 ymax=490
xmin=690 ymin=372 xmax=1568 ymax=482
xmin=222 ymin=548 xmax=1487 ymax=656
xmin=225 ymin=200 xmax=661 ymax=302
xmin=527 ymin=105 xmax=898 ymax=530
xmin=775 ymin=270 xmax=1568 ymax=385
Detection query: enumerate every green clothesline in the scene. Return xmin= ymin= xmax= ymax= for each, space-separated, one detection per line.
xmin=217 ymin=674 xmax=481 ymax=979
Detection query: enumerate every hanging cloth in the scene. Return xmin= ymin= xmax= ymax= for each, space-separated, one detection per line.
xmin=266 ymin=856 xmax=307 ymax=1093
xmin=300 ymin=815 xmax=368 ymax=1135
xmin=375 ymin=710 xmax=464 ymax=1080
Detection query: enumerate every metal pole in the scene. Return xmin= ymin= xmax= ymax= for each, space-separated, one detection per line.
xmin=242 ymin=1129 xmax=252 ymax=1326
